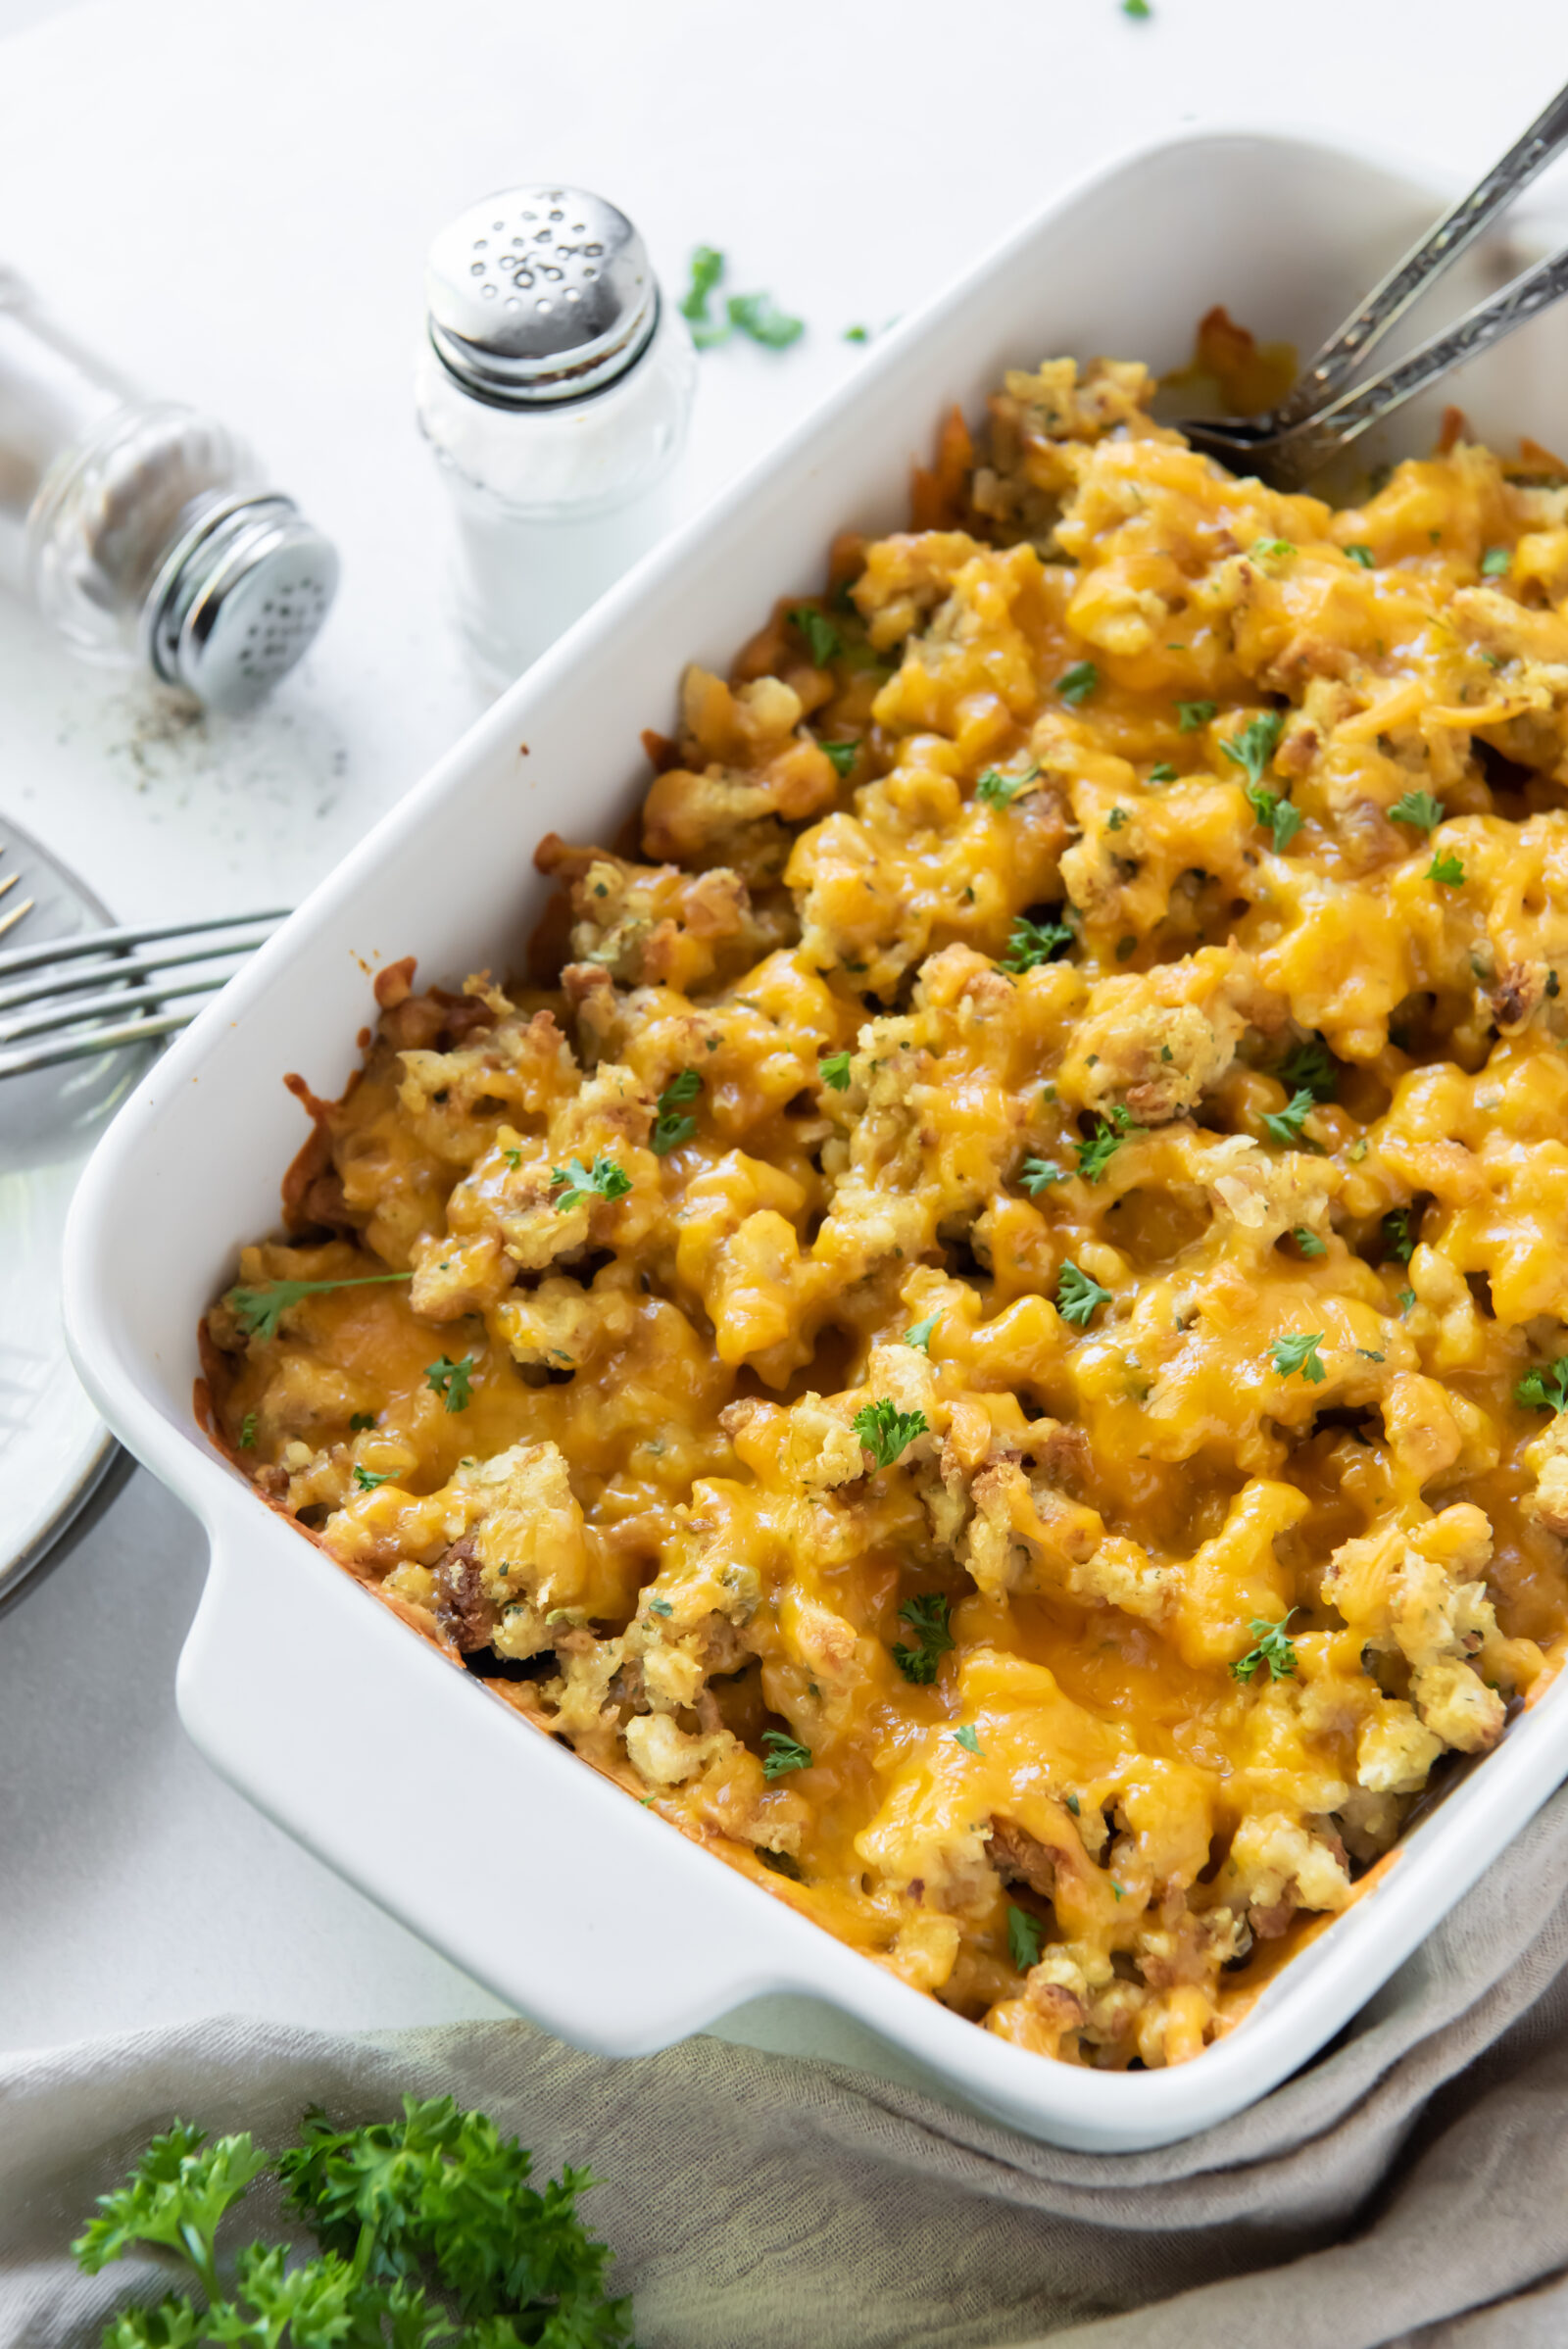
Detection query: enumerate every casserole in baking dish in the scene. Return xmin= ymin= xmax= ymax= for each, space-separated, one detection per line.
xmin=64 ymin=128 xmax=1568 ymax=2148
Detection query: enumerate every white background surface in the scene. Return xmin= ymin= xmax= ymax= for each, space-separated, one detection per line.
xmin=5 ymin=0 xmax=1568 ymax=2055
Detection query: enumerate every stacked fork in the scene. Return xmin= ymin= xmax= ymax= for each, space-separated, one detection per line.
xmin=0 ymin=893 xmax=287 ymax=1080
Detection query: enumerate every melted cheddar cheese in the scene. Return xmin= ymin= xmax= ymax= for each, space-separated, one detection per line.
xmin=208 ymin=356 xmax=1568 ymax=2072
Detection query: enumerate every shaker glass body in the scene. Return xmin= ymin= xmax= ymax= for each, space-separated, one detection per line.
xmin=416 ymin=300 xmax=696 ymax=688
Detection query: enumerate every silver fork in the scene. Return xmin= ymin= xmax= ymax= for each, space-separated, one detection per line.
xmin=0 ymin=907 xmax=289 ymax=1080
xmin=1183 ymin=78 xmax=1568 ymax=489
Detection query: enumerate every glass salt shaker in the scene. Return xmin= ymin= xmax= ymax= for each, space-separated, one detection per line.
xmin=415 ymin=185 xmax=698 ymax=689
xmin=0 ymin=269 xmax=338 ymax=710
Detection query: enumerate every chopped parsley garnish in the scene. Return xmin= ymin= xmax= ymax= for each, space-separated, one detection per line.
xmin=1269 ymin=1331 xmax=1326 ymax=1383
xmin=760 ymin=1730 xmax=812 ymax=1779
xmin=975 ymin=760 xmax=1039 ymax=807
xmin=1398 ymin=1287 xmax=1416 ymax=1314
xmin=1176 ymin=699 xmax=1217 ymax=731
xmin=551 ymin=1150 xmax=632 ymax=1211
xmin=789 ymin=606 xmax=843 ymax=666
xmin=1480 ymin=546 xmax=1512 ymax=577
xmin=853 ymin=1398 xmax=929 ymax=1469
xmin=1261 ymin=1087 xmax=1320 ymax=1150
xmin=1221 ymin=710 xmax=1286 ymax=788
xmin=503 ymin=1147 xmax=522 ymax=1169
xmin=1148 ymin=761 xmax=1178 ymax=782
xmin=1516 ymin=1356 xmax=1568 ymax=1414
xmin=1057 ymin=661 xmax=1100 ymax=706
xmin=225 ymin=1269 xmax=413 ymax=1344
xmin=1122 ymin=0 xmax=1152 ymax=17
xmin=904 ymin=1311 xmax=942 ymax=1352
xmin=1295 ymin=1228 xmax=1326 ymax=1257
xmin=349 ymin=1412 xmax=375 ymax=1431
xmin=819 ymin=1050 xmax=854 ymax=1091
xmin=1106 ymin=806 xmax=1128 ymax=830
xmin=353 ymin=1467 xmax=395 ymax=1492
xmin=891 ymin=1592 xmax=955 ymax=1685
xmin=1001 ymin=913 xmax=1074 ymax=972
xmin=821 ymin=740 xmax=858 ymax=777
xmin=1055 ymin=1260 xmax=1112 ymax=1326
xmin=1065 ymin=1791 xmax=1081 ymax=1816
xmin=843 ymin=323 xmax=869 ymax=343
xmin=1345 ymin=544 xmax=1375 ymax=567
xmin=237 ymin=1412 xmax=257 ymax=1449
xmin=1020 ymin=1156 xmax=1064 ymax=1196
xmin=726 ymin=289 xmax=805 ymax=348
xmin=953 ymin=1724 xmax=983 ymax=1755
xmin=1250 ymin=536 xmax=1296 ymax=559
xmin=1075 ymin=1110 xmax=1140 ymax=1183
xmin=1007 ymin=1904 xmax=1044 ymax=1969
xmin=1231 ymin=1610 xmax=1298 ymax=1684
xmin=649 ymin=1597 xmax=673 ymax=1617
xmin=1280 ymin=1033 xmax=1338 ymax=1101
xmin=650 ymin=1069 xmax=702 ymax=1155
xmin=425 ymin=1354 xmax=477 ymax=1413
xmin=1390 ymin=788 xmax=1445 ymax=831
xmin=679 ymin=243 xmax=728 ymax=344
xmin=1383 ymin=1206 xmax=1415 ymax=1264
xmin=1427 ymin=850 xmax=1465 ymax=887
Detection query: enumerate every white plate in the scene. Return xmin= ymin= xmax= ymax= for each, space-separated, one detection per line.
xmin=60 ymin=126 xmax=1568 ymax=2149
xmin=0 ymin=815 xmax=144 ymax=1609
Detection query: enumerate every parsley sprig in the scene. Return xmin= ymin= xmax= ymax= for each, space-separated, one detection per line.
xmin=225 ymin=1270 xmax=412 ymax=1344
xmin=891 ymin=1592 xmax=955 ymax=1685
xmin=789 ymin=605 xmax=843 ymax=666
xmin=1000 ymin=913 xmax=1074 ymax=972
xmin=1020 ymin=1156 xmax=1064 ymax=1196
xmin=1057 ymin=661 xmax=1099 ymax=707
xmin=1390 ymin=788 xmax=1445 ymax=832
xmin=1075 ymin=1107 xmax=1141 ymax=1183
xmin=425 ymin=1353 xmax=477 ymax=1413
xmin=1221 ymin=711 xmax=1300 ymax=850
xmin=650 ymin=1068 xmax=702 ymax=1155
xmin=551 ymin=1150 xmax=632 ymax=1211
xmin=1517 ymin=1356 xmax=1568 ymax=1413
xmin=854 ymin=1397 xmax=929 ymax=1469
xmin=1007 ymin=1904 xmax=1044 ymax=1970
xmin=1231 ymin=1610 xmax=1299 ymax=1684
xmin=73 ymin=2097 xmax=632 ymax=2346
xmin=1279 ymin=1033 xmax=1338 ymax=1101
xmin=1428 ymin=850 xmax=1465 ymax=887
xmin=819 ymin=1049 xmax=854 ymax=1091
xmin=975 ymin=760 xmax=1039 ymax=807
xmin=1261 ymin=1087 xmax=1321 ymax=1150
xmin=1055 ymin=1260 xmax=1112 ymax=1327
xmin=1269 ymin=1331 xmax=1326 ymax=1383
xmin=904 ymin=1311 xmax=941 ymax=1352
xmin=760 ymin=1729 xmax=812 ymax=1779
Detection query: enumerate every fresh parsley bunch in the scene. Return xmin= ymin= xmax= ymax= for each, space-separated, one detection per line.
xmin=73 ymin=2096 xmax=632 ymax=2347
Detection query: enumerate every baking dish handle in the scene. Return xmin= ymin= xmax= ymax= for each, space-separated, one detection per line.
xmin=176 ymin=1515 xmax=813 ymax=2054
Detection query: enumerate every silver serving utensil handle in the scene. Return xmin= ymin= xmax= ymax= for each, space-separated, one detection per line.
xmin=1192 ymin=238 xmax=1568 ymax=490
xmin=1267 ymin=77 xmax=1568 ymax=434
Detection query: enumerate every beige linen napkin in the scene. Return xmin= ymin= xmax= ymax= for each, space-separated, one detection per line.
xmin=6 ymin=1786 xmax=1568 ymax=2349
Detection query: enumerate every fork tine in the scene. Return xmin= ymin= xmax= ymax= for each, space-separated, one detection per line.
xmin=0 ymin=907 xmax=289 ymax=980
xmin=0 ymin=1005 xmax=203 ymax=1081
xmin=0 ymin=970 xmax=230 ymax=1047
xmin=0 ymin=929 xmax=281 ymax=1016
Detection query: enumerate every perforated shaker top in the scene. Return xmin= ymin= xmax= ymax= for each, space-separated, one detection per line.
xmin=424 ymin=185 xmax=659 ymax=406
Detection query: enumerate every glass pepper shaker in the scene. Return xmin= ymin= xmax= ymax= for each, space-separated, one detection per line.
xmin=0 ymin=269 xmax=338 ymax=710
xmin=415 ymin=185 xmax=698 ymax=689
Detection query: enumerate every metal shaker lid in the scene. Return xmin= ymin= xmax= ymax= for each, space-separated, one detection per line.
xmin=141 ymin=492 xmax=339 ymax=710
xmin=424 ymin=185 xmax=658 ymax=408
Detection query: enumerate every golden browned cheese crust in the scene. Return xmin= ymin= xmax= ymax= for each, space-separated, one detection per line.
xmin=207 ymin=357 xmax=1568 ymax=2073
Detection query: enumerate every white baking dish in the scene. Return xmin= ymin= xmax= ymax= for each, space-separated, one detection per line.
xmin=62 ymin=127 xmax=1568 ymax=2151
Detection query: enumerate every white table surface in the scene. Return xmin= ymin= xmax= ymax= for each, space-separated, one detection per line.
xmin=5 ymin=0 xmax=1568 ymax=2056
